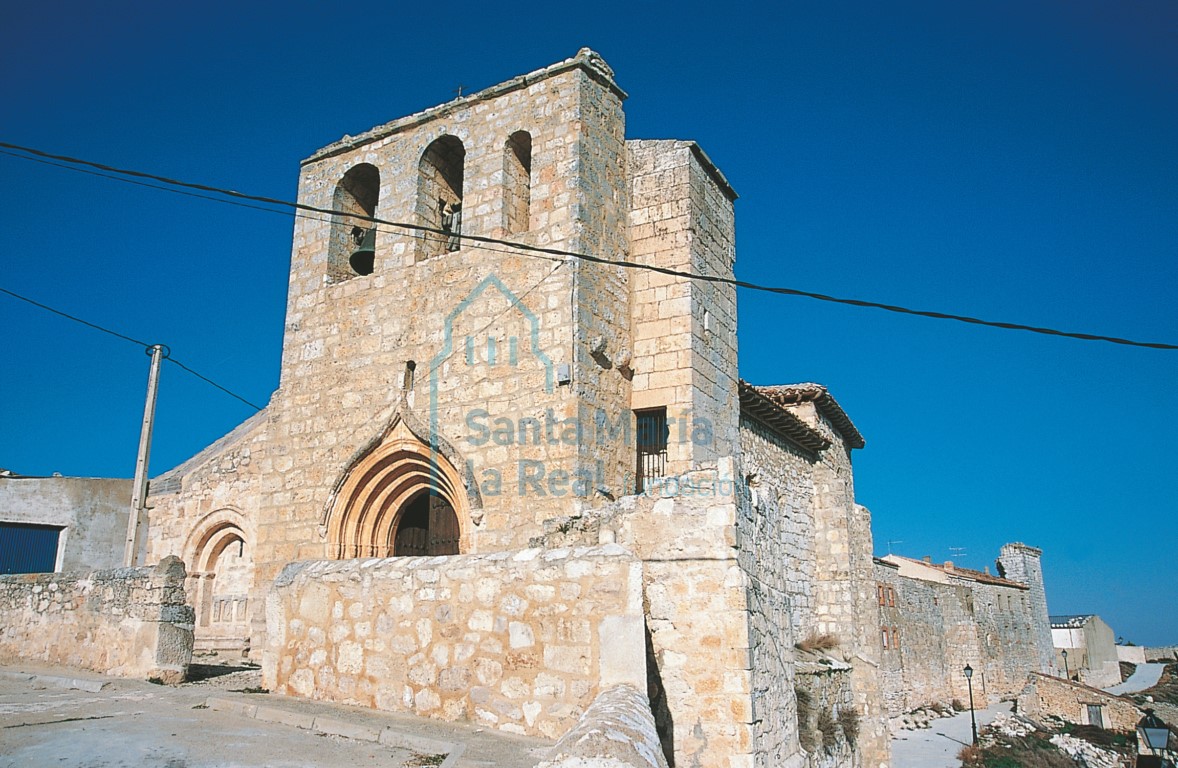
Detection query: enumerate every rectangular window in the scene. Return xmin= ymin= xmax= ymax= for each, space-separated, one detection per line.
xmin=635 ymin=408 xmax=669 ymax=492
xmin=0 ymin=522 xmax=62 ymax=574
xmin=877 ymin=584 xmax=886 ymax=605
xmin=887 ymin=587 xmax=896 ymax=607
xmin=892 ymin=627 xmax=901 ymax=650
xmin=881 ymin=628 xmax=890 ymax=649
xmin=1086 ymin=705 xmax=1104 ymax=729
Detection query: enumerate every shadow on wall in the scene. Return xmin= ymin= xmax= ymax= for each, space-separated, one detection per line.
xmin=646 ymin=622 xmax=675 ymax=765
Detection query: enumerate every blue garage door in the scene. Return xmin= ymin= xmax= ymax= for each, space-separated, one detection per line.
xmin=0 ymin=523 xmax=62 ymax=574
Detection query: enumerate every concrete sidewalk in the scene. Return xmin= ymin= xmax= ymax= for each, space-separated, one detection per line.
xmin=890 ymin=701 xmax=1011 ymax=768
xmin=1105 ymin=662 xmax=1165 ymax=695
xmin=0 ymin=664 xmax=550 ymax=768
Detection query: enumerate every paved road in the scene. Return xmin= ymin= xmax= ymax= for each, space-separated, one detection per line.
xmin=0 ymin=664 xmax=549 ymax=768
xmin=890 ymin=701 xmax=1011 ymax=768
xmin=1105 ymin=662 xmax=1165 ymax=695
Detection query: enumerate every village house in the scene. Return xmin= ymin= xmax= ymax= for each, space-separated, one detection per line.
xmin=1051 ymin=614 xmax=1122 ymax=689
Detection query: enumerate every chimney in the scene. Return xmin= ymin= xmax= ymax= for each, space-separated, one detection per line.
xmin=944 ymin=561 xmax=954 ymax=571
xmin=922 ymin=556 xmax=932 ymax=563
xmin=983 ymin=566 xmax=991 ymax=575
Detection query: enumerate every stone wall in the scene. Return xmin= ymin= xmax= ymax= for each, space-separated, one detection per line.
xmin=784 ymin=401 xmax=888 ymax=768
xmin=997 ymin=543 xmax=1054 ymax=674
xmin=628 ymin=140 xmax=739 ymax=474
xmin=1017 ymin=673 xmax=1141 ymax=731
xmin=875 ymin=555 xmax=1044 ymax=718
xmin=263 ymin=545 xmax=645 ymax=740
xmin=737 ymin=415 xmax=815 ymax=766
xmin=0 ymin=555 xmax=193 ymax=683
xmin=1145 ymin=646 xmax=1178 ymax=662
xmin=0 ymin=475 xmax=133 ymax=571
xmin=532 ymin=469 xmax=756 ymax=768
xmin=536 ymin=684 xmax=669 ymax=768
xmin=1117 ymin=645 xmax=1147 ymax=664
xmin=794 ymin=659 xmax=859 ymax=768
xmin=1083 ymin=616 xmax=1122 ymax=689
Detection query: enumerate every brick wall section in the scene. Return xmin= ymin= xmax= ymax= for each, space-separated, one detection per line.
xmin=0 ymin=556 xmax=193 ymax=683
xmin=1017 ymin=673 xmax=1141 ymax=731
xmin=263 ymin=545 xmax=645 ymax=740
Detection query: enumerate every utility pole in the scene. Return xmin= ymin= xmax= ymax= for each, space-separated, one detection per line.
xmin=125 ymin=344 xmax=165 ymax=566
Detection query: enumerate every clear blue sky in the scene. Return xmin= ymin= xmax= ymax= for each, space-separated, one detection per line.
xmin=2 ymin=2 xmax=1175 ymax=644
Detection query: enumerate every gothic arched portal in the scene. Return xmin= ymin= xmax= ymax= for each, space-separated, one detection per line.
xmin=326 ymin=418 xmax=467 ymax=559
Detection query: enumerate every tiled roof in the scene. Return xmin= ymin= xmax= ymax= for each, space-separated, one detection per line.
xmin=1050 ymin=615 xmax=1095 ymax=629
xmin=738 ymin=381 xmax=830 ymax=454
xmin=887 ymin=554 xmax=1029 ymax=590
xmin=751 ymin=383 xmax=865 ymax=449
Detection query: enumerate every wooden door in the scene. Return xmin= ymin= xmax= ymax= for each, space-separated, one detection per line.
xmin=392 ymin=493 xmax=459 ymax=556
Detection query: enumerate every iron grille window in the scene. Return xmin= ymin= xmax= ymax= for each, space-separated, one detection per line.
xmin=635 ymin=407 xmax=669 ymax=493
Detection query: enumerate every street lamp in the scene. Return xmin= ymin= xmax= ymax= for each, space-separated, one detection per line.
xmin=1061 ymin=649 xmax=1070 ymax=680
xmin=1138 ymin=709 xmax=1173 ymax=766
xmin=964 ymin=664 xmax=978 ymax=745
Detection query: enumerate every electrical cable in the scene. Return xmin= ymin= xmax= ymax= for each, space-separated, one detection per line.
xmin=1 ymin=140 xmax=1175 ymax=351
xmin=0 ymin=286 xmax=264 ymax=411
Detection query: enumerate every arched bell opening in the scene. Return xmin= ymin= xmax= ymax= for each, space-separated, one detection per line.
xmin=416 ymin=135 xmax=465 ymax=260
xmin=503 ymin=130 xmax=532 ymax=235
xmin=329 ymin=163 xmax=380 ymax=280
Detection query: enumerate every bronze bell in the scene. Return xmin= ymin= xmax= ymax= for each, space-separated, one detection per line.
xmin=349 ymin=227 xmax=376 ymax=275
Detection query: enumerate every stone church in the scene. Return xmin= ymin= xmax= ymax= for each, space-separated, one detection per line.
xmin=52 ymin=49 xmax=1053 ymax=767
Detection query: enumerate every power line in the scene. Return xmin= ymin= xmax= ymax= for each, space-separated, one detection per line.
xmin=2 ymin=140 xmax=1175 ymax=351
xmin=166 ymin=357 xmax=263 ymax=411
xmin=0 ymin=286 xmax=152 ymax=348
xmin=0 ymin=286 xmax=264 ymax=411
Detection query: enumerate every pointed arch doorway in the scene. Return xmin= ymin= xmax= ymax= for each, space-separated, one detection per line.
xmin=326 ymin=418 xmax=469 ymax=559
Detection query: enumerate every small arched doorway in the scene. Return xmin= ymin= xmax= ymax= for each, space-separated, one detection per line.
xmin=326 ymin=418 xmax=469 ymax=559
xmin=184 ymin=510 xmax=254 ymax=658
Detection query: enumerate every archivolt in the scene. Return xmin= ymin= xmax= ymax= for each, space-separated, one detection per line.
xmin=183 ymin=508 xmax=250 ymax=573
xmin=325 ymin=418 xmax=468 ymax=559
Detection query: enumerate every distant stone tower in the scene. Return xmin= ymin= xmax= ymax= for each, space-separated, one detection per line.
xmin=998 ymin=542 xmax=1055 ymax=674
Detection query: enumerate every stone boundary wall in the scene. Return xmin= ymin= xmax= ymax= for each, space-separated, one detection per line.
xmin=1145 ymin=646 xmax=1178 ymax=662
xmin=263 ymin=545 xmax=645 ymax=740
xmin=1117 ymin=645 xmax=1147 ymax=664
xmin=0 ymin=556 xmax=194 ymax=683
xmin=1017 ymin=672 xmax=1141 ymax=731
xmin=876 ymin=558 xmax=1042 ymax=718
xmin=535 ymin=684 xmax=670 ymax=768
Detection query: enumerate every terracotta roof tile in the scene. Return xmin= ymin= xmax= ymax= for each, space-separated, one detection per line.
xmin=889 ymin=554 xmax=1029 ymax=590
xmin=751 ymin=383 xmax=865 ymax=449
xmin=738 ymin=381 xmax=830 ymax=454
